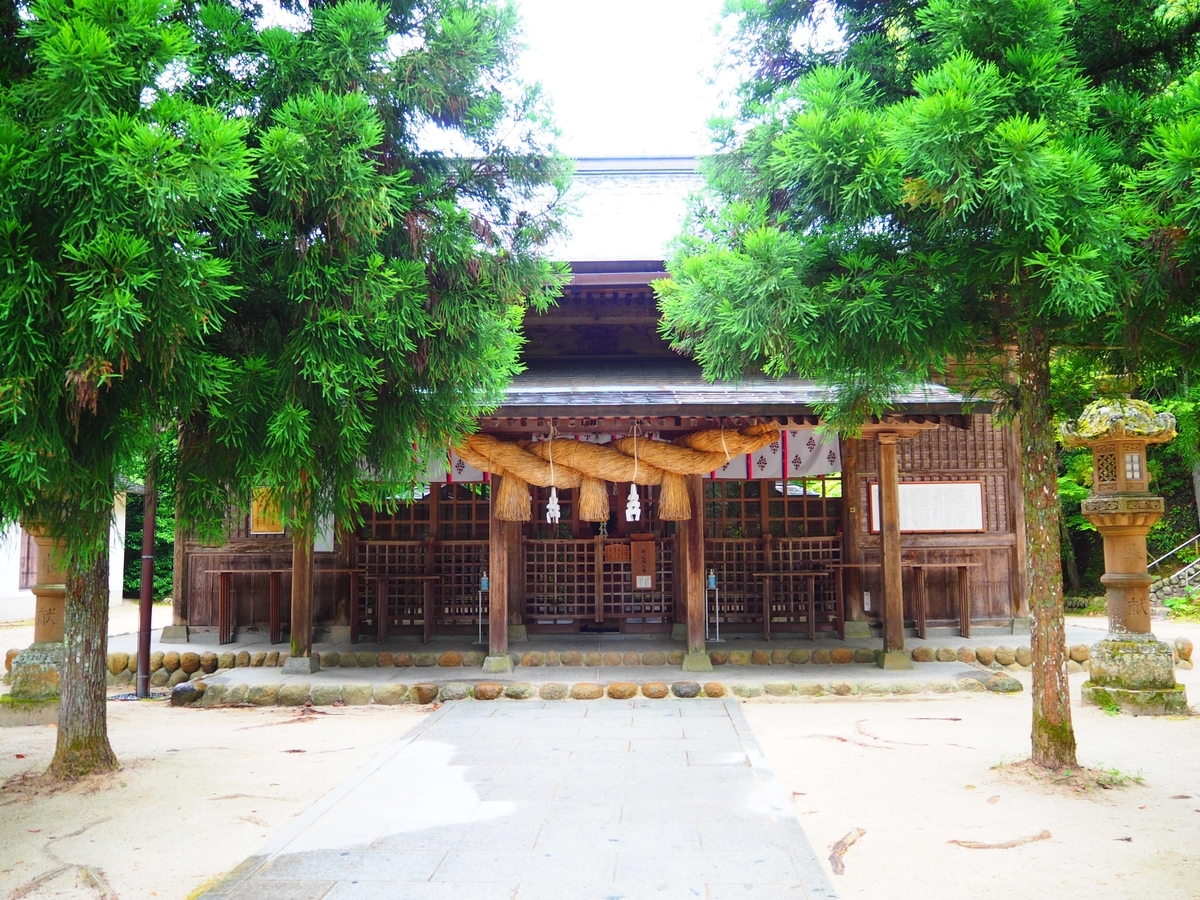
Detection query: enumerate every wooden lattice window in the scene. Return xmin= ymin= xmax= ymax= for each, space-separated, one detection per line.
xmin=766 ymin=476 xmax=842 ymax=537
xmin=525 ymin=540 xmax=596 ymax=620
xmin=436 ymin=483 xmax=490 ymax=540
xmin=360 ymin=483 xmax=490 ymax=541
xmin=602 ymin=539 xmax=674 ymax=621
xmin=706 ymin=477 xmax=841 ymax=538
xmin=361 ymin=486 xmax=432 ymax=540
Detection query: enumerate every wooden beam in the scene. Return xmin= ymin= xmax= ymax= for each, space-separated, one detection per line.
xmin=290 ymin=530 xmax=313 ymax=657
xmin=877 ymin=434 xmax=905 ymax=655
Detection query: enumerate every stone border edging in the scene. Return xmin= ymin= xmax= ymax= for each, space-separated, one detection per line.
xmin=173 ymin=672 xmax=1027 ymax=708
xmin=11 ymin=637 xmax=1190 ymax=682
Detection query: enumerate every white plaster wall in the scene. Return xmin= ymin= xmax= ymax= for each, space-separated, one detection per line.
xmin=0 ymin=523 xmax=33 ymax=623
xmin=0 ymin=494 xmax=128 ymax=623
xmin=109 ymin=492 xmax=127 ymax=605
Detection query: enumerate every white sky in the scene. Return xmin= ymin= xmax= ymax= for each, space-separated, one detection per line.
xmin=513 ymin=0 xmax=728 ymax=158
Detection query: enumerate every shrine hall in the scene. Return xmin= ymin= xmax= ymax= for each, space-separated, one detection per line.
xmin=169 ymin=159 xmax=1030 ymax=669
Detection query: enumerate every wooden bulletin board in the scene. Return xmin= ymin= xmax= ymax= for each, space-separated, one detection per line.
xmin=868 ymin=481 xmax=985 ymax=534
xmin=250 ymin=488 xmax=285 ymax=534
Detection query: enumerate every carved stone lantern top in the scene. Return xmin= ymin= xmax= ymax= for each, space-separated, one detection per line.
xmin=1060 ymin=399 xmax=1176 ymax=496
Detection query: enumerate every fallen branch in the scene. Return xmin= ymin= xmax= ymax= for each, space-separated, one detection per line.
xmin=8 ymin=865 xmax=71 ymax=899
xmin=801 ymin=734 xmax=895 ymax=751
xmin=949 ymin=829 xmax=1051 ymax=850
xmin=829 ymin=827 xmax=866 ymax=874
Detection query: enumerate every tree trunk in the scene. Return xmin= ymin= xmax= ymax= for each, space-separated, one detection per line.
xmin=1018 ymin=326 xmax=1077 ymax=770
xmin=1191 ymin=461 xmax=1200 ymax=533
xmin=48 ymin=543 xmax=119 ymax=780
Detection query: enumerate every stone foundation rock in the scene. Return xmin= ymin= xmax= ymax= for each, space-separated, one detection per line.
xmin=342 ymin=684 xmax=373 ymax=706
xmin=436 ymin=651 xmax=461 ymax=667
xmin=985 ymin=674 xmax=1022 ymax=693
xmin=10 ymin=644 xmax=64 ymax=701
xmin=310 ymin=685 xmax=341 ymax=706
xmin=411 ymin=683 xmax=439 ymax=704
xmin=472 ymin=682 xmax=503 ymax=701
xmin=570 ymin=683 xmax=604 ymax=700
xmin=1088 ymin=636 xmax=1177 ymax=690
xmin=642 ymin=651 xmax=667 ymax=667
xmin=505 ymin=683 xmax=537 ymax=700
xmin=539 ymin=683 xmax=569 ymax=700
xmin=606 ymin=682 xmax=638 ymax=699
xmin=373 ymin=684 xmax=408 ymax=705
xmin=1082 ymin=684 xmax=1189 ymax=716
xmin=278 ymin=684 xmax=311 ymax=706
xmin=703 ymin=682 xmax=727 ymax=698
xmin=671 ymin=681 xmax=700 ymax=698
xmin=641 ymin=682 xmax=669 ymax=699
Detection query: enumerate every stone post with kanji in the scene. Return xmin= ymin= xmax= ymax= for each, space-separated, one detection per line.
xmin=1061 ymin=398 xmax=1188 ymax=715
xmin=9 ymin=525 xmax=68 ymax=701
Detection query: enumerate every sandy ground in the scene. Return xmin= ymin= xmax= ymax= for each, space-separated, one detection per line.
xmin=0 ymin=703 xmax=428 ymax=899
xmin=746 ymin=664 xmax=1200 ymax=899
xmin=1 ymin=613 xmax=1197 ymax=899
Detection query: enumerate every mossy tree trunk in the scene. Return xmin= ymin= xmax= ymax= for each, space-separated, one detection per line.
xmin=47 ymin=544 xmax=119 ymax=780
xmin=1019 ymin=326 xmax=1078 ymax=770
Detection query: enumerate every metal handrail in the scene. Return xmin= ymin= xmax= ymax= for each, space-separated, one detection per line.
xmin=1149 ymin=534 xmax=1200 ymax=573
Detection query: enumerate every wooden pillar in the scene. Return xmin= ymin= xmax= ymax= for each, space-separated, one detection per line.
xmin=682 ymin=474 xmax=712 ymax=671
xmin=877 ymin=433 xmax=909 ymax=667
xmin=485 ymin=475 xmax=512 ymax=671
xmin=290 ymin=530 xmax=313 ymax=657
xmin=840 ymin=438 xmax=866 ymax=631
xmin=172 ymin=503 xmax=188 ymax=627
xmin=507 ymin=521 xmax=523 ymax=625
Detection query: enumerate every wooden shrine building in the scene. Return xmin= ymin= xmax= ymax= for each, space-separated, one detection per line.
xmin=172 ymin=160 xmax=1029 ymax=667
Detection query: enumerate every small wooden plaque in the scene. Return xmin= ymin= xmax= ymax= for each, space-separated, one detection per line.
xmin=631 ymin=539 xmax=655 ymax=591
xmin=603 ymin=542 xmax=630 ymax=563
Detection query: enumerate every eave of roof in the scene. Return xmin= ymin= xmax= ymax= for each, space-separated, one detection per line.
xmin=494 ymin=361 xmax=983 ymax=419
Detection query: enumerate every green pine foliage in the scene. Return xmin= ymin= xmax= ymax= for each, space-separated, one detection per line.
xmin=661 ymin=0 xmax=1200 ymax=769
xmin=0 ymin=0 xmax=255 ymax=777
xmin=176 ymin=0 xmax=570 ymax=544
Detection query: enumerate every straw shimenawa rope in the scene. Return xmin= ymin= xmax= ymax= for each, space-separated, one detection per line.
xmin=454 ymin=424 xmax=782 ymax=522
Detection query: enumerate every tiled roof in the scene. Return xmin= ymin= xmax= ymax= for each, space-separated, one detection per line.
xmin=495 ymin=361 xmax=977 ymax=418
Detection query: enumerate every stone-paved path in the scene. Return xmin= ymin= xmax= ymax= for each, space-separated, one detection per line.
xmin=201 ymin=700 xmax=836 ymax=900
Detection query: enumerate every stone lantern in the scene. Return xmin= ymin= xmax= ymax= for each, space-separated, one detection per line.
xmin=8 ymin=524 xmax=67 ymax=704
xmin=1060 ymin=398 xmax=1188 ymax=714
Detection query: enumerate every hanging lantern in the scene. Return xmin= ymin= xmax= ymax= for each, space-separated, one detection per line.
xmin=546 ymin=486 xmax=561 ymax=524
xmin=625 ymin=484 xmax=641 ymax=522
